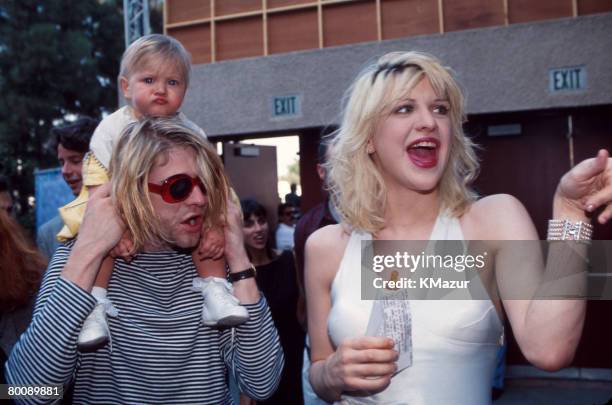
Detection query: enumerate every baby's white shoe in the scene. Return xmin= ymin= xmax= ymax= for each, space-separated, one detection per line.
xmin=77 ymin=287 xmax=117 ymax=352
xmin=193 ymin=277 xmax=249 ymax=326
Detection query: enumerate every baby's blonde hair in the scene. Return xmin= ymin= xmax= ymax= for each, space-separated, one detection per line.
xmin=327 ymin=51 xmax=479 ymax=234
xmin=120 ymin=34 xmax=191 ymax=86
xmin=109 ymin=117 xmax=229 ymax=251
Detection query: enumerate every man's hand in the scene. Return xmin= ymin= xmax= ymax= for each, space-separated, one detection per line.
xmin=223 ymin=200 xmax=248 ymax=270
xmin=78 ymin=183 xmax=126 ymax=253
xmin=196 ymin=226 xmax=225 ymax=261
xmin=62 ymin=183 xmax=126 ymax=290
xmin=223 ymin=200 xmax=260 ymax=304
xmin=109 ymin=230 xmax=136 ymax=262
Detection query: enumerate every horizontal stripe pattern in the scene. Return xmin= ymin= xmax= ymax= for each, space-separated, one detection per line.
xmin=6 ymin=241 xmax=283 ymax=404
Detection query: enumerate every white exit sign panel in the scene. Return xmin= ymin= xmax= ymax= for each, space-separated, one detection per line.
xmin=549 ymin=66 xmax=587 ymax=93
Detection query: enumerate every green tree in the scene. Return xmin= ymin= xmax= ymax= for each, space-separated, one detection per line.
xmin=281 ymin=158 xmax=301 ymax=186
xmin=0 ymin=0 xmax=124 ymax=229
xmin=150 ymin=0 xmax=164 ymax=33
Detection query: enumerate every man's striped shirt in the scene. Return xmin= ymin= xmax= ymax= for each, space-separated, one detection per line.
xmin=6 ymin=241 xmax=284 ymax=404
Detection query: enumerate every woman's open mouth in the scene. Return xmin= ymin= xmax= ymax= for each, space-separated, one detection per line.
xmin=406 ymin=137 xmax=439 ymax=169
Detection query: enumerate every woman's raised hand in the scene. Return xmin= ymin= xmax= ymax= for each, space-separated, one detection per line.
xmin=555 ymin=149 xmax=612 ymax=224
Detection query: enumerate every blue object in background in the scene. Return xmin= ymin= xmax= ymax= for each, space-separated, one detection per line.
xmin=35 ymin=167 xmax=73 ymax=232
xmin=493 ymin=341 xmax=507 ymax=390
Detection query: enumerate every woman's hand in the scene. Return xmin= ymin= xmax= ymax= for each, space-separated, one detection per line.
xmin=318 ymin=336 xmax=398 ymax=396
xmin=555 ymin=149 xmax=612 ymax=223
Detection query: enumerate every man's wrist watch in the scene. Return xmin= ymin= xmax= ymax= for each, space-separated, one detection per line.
xmin=227 ymin=264 xmax=257 ymax=283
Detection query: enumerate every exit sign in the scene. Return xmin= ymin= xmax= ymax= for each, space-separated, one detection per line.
xmin=549 ymin=66 xmax=587 ymax=93
xmin=271 ymin=94 xmax=302 ymax=119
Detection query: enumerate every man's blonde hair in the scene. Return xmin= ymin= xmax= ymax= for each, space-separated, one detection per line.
xmin=327 ymin=51 xmax=479 ymax=234
xmin=120 ymin=34 xmax=191 ymax=86
xmin=109 ymin=117 xmax=229 ymax=251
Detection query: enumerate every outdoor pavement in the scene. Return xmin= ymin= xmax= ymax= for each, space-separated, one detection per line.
xmin=494 ymin=379 xmax=612 ymax=405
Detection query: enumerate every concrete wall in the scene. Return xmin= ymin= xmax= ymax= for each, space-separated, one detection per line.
xmin=182 ymin=13 xmax=612 ymax=138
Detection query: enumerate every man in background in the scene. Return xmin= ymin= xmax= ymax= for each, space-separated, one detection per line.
xmin=284 ymin=182 xmax=301 ymax=208
xmin=293 ymin=137 xmax=340 ymax=405
xmin=37 ymin=117 xmax=97 ymax=259
xmin=275 ymin=202 xmax=298 ymax=251
xmin=294 ymin=138 xmax=340 ymax=287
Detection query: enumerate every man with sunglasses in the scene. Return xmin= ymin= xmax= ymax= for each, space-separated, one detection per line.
xmin=276 ymin=202 xmax=298 ymax=251
xmin=6 ymin=118 xmax=284 ymax=404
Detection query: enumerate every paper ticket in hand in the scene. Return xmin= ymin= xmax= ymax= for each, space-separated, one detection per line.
xmin=365 ymin=293 xmax=412 ymax=374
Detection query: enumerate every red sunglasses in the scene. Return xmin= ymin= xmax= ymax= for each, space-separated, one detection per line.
xmin=148 ymin=173 xmax=205 ymax=203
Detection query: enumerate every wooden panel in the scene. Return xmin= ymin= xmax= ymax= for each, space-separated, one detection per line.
xmin=268 ymin=0 xmax=313 ymax=9
xmin=572 ymin=106 xmax=612 ymax=240
xmin=443 ymin=0 xmax=504 ymax=32
xmin=508 ymin=0 xmax=572 ymax=24
xmin=269 ymin=9 xmax=319 ymax=54
xmin=472 ymin=107 xmax=612 ymax=369
xmin=168 ymin=24 xmax=211 ymax=64
xmin=554 ymin=107 xmax=612 ymax=367
xmin=381 ymin=0 xmax=439 ymax=39
xmin=470 ymin=113 xmax=568 ymax=239
xmin=223 ymin=143 xmax=280 ymax=226
xmin=215 ymin=0 xmax=261 ymax=16
xmin=166 ymin=0 xmax=210 ymax=24
xmin=578 ymin=0 xmax=612 ymax=15
xmin=323 ymin=1 xmax=378 ymax=47
xmin=216 ymin=17 xmax=263 ymax=61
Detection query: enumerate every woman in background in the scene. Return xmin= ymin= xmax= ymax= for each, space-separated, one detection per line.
xmin=240 ymin=199 xmax=305 ymax=405
xmin=0 ymin=210 xmax=46 ymax=382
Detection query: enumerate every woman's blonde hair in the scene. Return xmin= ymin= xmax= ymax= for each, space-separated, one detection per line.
xmin=109 ymin=117 xmax=229 ymax=251
xmin=327 ymin=51 xmax=479 ymax=233
xmin=120 ymin=34 xmax=191 ymax=86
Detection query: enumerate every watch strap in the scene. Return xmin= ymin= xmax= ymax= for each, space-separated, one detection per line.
xmin=227 ymin=264 xmax=257 ymax=283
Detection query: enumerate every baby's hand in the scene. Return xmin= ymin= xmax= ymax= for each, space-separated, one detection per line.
xmin=197 ymin=226 xmax=225 ymax=261
xmin=110 ymin=230 xmax=136 ymax=262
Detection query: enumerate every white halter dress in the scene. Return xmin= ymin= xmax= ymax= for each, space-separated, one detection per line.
xmin=327 ymin=212 xmax=503 ymax=405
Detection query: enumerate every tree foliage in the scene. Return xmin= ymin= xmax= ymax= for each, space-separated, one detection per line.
xmin=0 ymin=0 xmax=124 ymax=229
xmin=280 ymin=158 xmax=301 ymax=186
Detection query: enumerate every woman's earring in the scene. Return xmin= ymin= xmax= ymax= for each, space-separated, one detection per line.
xmin=366 ymin=142 xmax=375 ymax=154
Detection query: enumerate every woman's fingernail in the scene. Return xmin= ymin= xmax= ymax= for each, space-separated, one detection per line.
xmin=586 ymin=204 xmax=595 ymax=212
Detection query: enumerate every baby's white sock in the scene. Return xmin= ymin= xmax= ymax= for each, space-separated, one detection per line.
xmin=91 ymin=286 xmax=108 ymax=301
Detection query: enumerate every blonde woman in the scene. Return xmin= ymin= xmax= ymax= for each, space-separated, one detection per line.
xmin=305 ymin=51 xmax=612 ymax=404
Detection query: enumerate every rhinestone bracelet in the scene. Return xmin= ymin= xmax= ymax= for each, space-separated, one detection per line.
xmin=547 ymin=219 xmax=593 ymax=242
